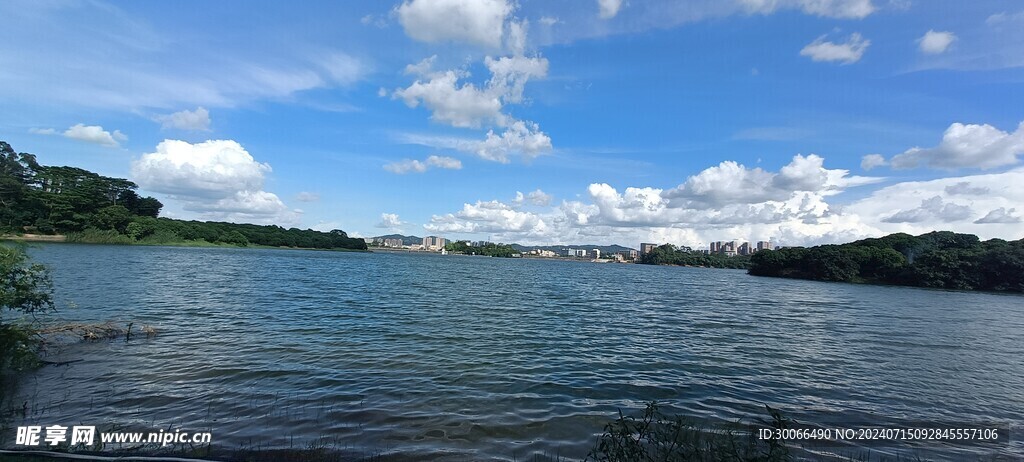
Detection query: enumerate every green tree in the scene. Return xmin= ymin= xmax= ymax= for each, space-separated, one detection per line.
xmin=91 ymin=205 xmax=134 ymax=233
xmin=1 ymin=245 xmax=54 ymax=371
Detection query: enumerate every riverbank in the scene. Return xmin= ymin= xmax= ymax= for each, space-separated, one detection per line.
xmin=0 ymin=234 xmax=66 ymax=242
xmin=2 ymin=233 xmax=367 ymax=252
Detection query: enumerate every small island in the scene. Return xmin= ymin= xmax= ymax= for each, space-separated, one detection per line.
xmin=748 ymin=231 xmax=1024 ymax=292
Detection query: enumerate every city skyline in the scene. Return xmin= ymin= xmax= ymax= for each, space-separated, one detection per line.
xmin=2 ymin=1 xmax=1022 ymax=249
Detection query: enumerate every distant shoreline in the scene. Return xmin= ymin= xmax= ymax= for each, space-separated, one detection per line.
xmin=1 ymin=234 xmax=367 ymax=252
xmin=0 ymin=233 xmax=67 ymax=242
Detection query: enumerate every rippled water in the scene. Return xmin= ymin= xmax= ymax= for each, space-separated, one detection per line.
xmin=6 ymin=244 xmax=1024 ymax=460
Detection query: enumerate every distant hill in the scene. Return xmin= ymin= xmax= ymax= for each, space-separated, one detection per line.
xmin=370 ymin=234 xmax=636 ymax=254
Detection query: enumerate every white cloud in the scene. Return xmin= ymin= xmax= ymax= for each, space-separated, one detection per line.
xmin=800 ymin=32 xmax=870 ymax=64
xmin=383 ymin=155 xmax=463 ymax=174
xmin=918 ymin=30 xmax=956 ymax=54
xmin=881 ymin=196 xmax=972 ymax=223
xmin=376 ymin=213 xmax=405 ymax=229
xmin=426 ymin=155 xmax=463 ymax=169
xmin=889 ymin=121 xmax=1024 ymax=170
xmin=130 ymin=140 xmax=298 ymax=225
xmin=513 ymin=189 xmax=553 ymax=206
xmin=424 ymin=153 xmax=894 ymax=247
xmin=392 ymin=54 xmax=549 ymax=130
xmin=425 ymin=162 xmax=1024 ymax=248
xmin=55 ymin=124 xmax=127 ymax=147
xmin=538 ymin=16 xmax=560 ymax=26
xmin=393 ymin=68 xmax=504 ymax=129
xmin=597 ymin=0 xmax=623 ymax=19
xmin=741 ymin=0 xmax=875 ymax=19
xmin=384 ymin=158 xmax=429 ymax=174
xmin=295 ymin=191 xmax=320 ymax=202
xmin=861 ymin=153 xmax=887 ymax=170
xmin=395 ymin=0 xmax=512 ymax=49
xmin=845 ymin=168 xmax=1024 ymax=238
xmin=155 ymin=107 xmax=211 ymax=131
xmin=944 ymin=182 xmax=989 ymax=196
xmin=426 ymin=200 xmax=551 ymax=236
xmin=975 ymin=207 xmax=1021 ymax=224
xmin=663 ymin=154 xmax=880 ymax=208
xmin=28 ymin=128 xmax=57 ymax=135
xmin=475 ymin=120 xmax=553 ymax=163
xmin=390 ymin=21 xmax=552 ymax=164
xmin=986 ymin=11 xmax=1024 ymax=26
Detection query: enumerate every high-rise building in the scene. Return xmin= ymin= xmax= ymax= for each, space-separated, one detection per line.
xmin=422 ymin=236 xmax=447 ymax=250
xmin=756 ymin=241 xmax=774 ymax=251
xmin=738 ymin=242 xmax=751 ymax=256
xmin=591 ymin=249 xmax=601 ymax=259
xmin=640 ymin=243 xmax=658 ymax=255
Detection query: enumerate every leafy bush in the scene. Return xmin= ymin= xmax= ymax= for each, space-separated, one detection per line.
xmin=1 ymin=245 xmax=54 ymax=372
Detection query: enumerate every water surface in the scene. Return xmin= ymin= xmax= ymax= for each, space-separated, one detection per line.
xmin=7 ymin=244 xmax=1023 ymax=460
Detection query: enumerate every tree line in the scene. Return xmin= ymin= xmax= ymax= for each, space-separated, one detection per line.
xmin=444 ymin=241 xmax=519 ymax=257
xmin=0 ymin=141 xmax=366 ymax=250
xmin=637 ymin=244 xmax=752 ymax=269
xmin=749 ymin=231 xmax=1024 ymax=292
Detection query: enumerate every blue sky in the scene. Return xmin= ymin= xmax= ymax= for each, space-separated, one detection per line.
xmin=2 ymin=0 xmax=1023 ymax=247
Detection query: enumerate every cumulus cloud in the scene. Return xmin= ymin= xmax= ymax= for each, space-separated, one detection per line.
xmin=376 ymin=213 xmax=405 ymax=229
xmin=131 ymin=140 xmax=298 ymax=225
xmin=663 ymin=154 xmax=880 ymax=208
xmin=392 ymin=55 xmax=549 ymax=130
xmin=881 ymin=196 xmax=972 ymax=223
xmin=944 ymin=182 xmax=990 ymax=196
xmin=845 ymin=168 xmax=1024 ymax=237
xmin=800 ymin=33 xmax=870 ymax=64
xmin=475 ymin=120 xmax=552 ymax=163
xmin=390 ymin=13 xmax=553 ymax=164
xmin=741 ymin=0 xmax=875 ymax=19
xmin=383 ymin=155 xmax=463 ymax=174
xmin=889 ymin=121 xmax=1024 ymax=170
xmin=395 ymin=0 xmax=512 ymax=49
xmin=597 ymin=0 xmax=623 ymax=19
xmin=918 ymin=30 xmax=956 ymax=54
xmin=975 ymin=207 xmax=1021 ymax=224
xmin=424 ymin=154 xmax=895 ymax=247
xmin=513 ymin=189 xmax=553 ymax=206
xmin=426 ymin=200 xmax=550 ymax=236
xmin=861 ymin=153 xmax=887 ymax=170
xmin=155 ymin=107 xmax=211 ymax=131
xmin=37 ymin=124 xmax=127 ymax=147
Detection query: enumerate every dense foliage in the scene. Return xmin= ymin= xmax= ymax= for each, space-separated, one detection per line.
xmin=0 ymin=141 xmax=366 ymax=250
xmin=638 ymin=244 xmax=752 ymax=269
xmin=444 ymin=241 xmax=519 ymax=257
xmin=749 ymin=231 xmax=1024 ymax=292
xmin=1 ymin=141 xmax=162 ymax=233
xmin=1 ymin=245 xmax=54 ymax=372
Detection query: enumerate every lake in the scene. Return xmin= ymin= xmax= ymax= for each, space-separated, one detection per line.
xmin=5 ymin=244 xmax=1023 ymax=460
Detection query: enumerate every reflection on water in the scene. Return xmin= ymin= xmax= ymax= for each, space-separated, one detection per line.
xmin=5 ymin=244 xmax=1023 ymax=460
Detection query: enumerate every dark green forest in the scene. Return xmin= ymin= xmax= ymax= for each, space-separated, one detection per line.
xmin=444 ymin=240 xmax=519 ymax=257
xmin=0 ymin=141 xmax=366 ymax=250
xmin=638 ymin=244 xmax=752 ymax=269
xmin=749 ymin=231 xmax=1024 ymax=292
